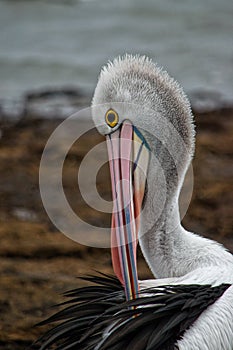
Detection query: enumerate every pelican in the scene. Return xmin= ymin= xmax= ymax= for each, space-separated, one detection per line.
xmin=36 ymin=55 xmax=233 ymax=350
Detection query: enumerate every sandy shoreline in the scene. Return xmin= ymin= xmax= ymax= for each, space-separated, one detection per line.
xmin=0 ymin=106 xmax=233 ymax=349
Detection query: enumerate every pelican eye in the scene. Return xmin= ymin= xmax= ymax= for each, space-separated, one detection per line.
xmin=105 ymin=109 xmax=119 ymax=128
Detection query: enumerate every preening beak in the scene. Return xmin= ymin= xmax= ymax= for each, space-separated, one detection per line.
xmin=106 ymin=120 xmax=150 ymax=300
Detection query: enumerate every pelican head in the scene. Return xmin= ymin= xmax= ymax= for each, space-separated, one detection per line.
xmin=92 ymin=54 xmax=194 ymax=147
xmin=92 ymin=54 xmax=195 ymax=300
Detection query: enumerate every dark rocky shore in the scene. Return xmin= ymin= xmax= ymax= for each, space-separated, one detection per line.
xmin=0 ymin=90 xmax=233 ymax=349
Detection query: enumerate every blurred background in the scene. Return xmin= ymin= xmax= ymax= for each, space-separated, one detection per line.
xmin=1 ymin=0 xmax=233 ymax=117
xmin=0 ymin=0 xmax=232 ymax=349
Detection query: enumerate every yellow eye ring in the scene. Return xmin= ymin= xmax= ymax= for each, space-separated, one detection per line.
xmin=105 ymin=109 xmax=119 ymax=128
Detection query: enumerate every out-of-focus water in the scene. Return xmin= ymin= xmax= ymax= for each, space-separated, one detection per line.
xmin=0 ymin=0 xmax=233 ymax=109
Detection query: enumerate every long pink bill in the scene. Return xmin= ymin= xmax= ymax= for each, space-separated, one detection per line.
xmin=106 ymin=120 xmax=150 ymax=301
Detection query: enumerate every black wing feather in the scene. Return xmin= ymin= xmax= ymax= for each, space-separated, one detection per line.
xmin=33 ymin=274 xmax=230 ymax=350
